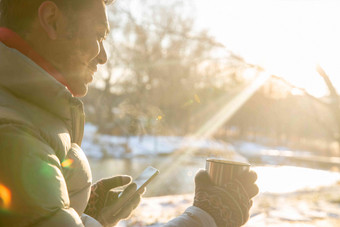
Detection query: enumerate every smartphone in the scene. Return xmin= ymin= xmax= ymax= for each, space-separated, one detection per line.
xmin=105 ymin=166 xmax=160 ymax=217
xmin=130 ymin=166 xmax=160 ymax=196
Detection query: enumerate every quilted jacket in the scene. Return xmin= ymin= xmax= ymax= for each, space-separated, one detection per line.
xmin=0 ymin=41 xmax=216 ymax=227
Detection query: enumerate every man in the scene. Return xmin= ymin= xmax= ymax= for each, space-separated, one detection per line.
xmin=0 ymin=0 xmax=258 ymax=226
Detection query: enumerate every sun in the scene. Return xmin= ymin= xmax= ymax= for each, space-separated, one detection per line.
xmin=194 ymin=0 xmax=340 ymax=98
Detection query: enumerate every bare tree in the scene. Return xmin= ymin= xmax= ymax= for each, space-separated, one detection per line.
xmin=316 ymin=65 xmax=340 ymax=145
xmin=85 ymin=0 xmax=250 ymax=136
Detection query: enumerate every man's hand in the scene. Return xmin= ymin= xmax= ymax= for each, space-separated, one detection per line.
xmin=193 ymin=170 xmax=258 ymax=227
xmin=84 ymin=176 xmax=143 ymax=227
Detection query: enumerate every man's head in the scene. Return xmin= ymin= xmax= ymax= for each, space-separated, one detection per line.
xmin=0 ymin=0 xmax=114 ymax=97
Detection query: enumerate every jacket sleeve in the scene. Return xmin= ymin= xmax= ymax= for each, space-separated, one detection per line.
xmin=0 ymin=123 xmax=83 ymax=226
xmin=81 ymin=214 xmax=102 ymax=227
xmin=163 ymin=206 xmax=217 ymax=227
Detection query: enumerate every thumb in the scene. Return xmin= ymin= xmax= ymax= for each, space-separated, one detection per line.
xmin=195 ymin=169 xmax=213 ymax=189
xmin=100 ymin=175 xmax=132 ymax=190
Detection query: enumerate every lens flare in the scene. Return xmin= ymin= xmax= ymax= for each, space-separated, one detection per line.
xmin=61 ymin=159 xmax=74 ymax=168
xmin=0 ymin=184 xmax=11 ymax=210
xmin=194 ymin=94 xmax=201 ymax=104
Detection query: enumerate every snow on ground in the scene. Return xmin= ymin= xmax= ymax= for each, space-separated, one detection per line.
xmin=83 ymin=124 xmax=326 ymax=163
xmin=117 ymin=186 xmax=340 ymax=227
xmin=83 ymin=123 xmax=340 ymax=226
xmin=233 ymin=141 xmax=317 ymax=158
xmin=117 ymin=166 xmax=340 ymax=227
xmin=82 ymin=123 xmax=236 ymax=159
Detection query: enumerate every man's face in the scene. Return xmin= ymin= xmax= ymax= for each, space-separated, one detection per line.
xmin=51 ymin=0 xmax=109 ymax=97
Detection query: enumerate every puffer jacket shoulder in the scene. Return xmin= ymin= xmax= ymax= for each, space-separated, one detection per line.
xmin=0 ymin=41 xmax=91 ymax=226
xmin=0 ymin=87 xmax=71 ymax=158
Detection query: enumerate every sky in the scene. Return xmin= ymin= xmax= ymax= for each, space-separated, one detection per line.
xmin=193 ymin=0 xmax=340 ymax=97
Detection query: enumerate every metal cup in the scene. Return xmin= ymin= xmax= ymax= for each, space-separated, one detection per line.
xmin=206 ymin=158 xmax=250 ymax=188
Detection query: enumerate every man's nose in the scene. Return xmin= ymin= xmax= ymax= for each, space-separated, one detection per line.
xmin=97 ymin=42 xmax=108 ymax=65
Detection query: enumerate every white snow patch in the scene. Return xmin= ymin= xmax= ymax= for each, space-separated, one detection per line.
xmin=82 ymin=123 xmax=236 ymax=159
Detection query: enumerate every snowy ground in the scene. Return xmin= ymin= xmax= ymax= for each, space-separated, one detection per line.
xmin=115 ymin=166 xmax=340 ymax=227
xmin=82 ymin=124 xmax=238 ymax=159
xmin=119 ymin=192 xmax=340 ymax=227
xmin=83 ymin=124 xmax=340 ymax=226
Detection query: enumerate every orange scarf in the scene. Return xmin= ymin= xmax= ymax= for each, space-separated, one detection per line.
xmin=0 ymin=27 xmax=70 ymax=91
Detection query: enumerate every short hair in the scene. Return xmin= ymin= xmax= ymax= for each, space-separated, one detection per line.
xmin=0 ymin=0 xmax=114 ymax=34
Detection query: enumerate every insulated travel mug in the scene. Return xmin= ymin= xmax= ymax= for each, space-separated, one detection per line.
xmin=206 ymin=158 xmax=250 ymax=188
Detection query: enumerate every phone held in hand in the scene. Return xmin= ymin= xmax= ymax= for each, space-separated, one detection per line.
xmin=106 ymin=166 xmax=160 ymax=217
xmin=131 ymin=166 xmax=160 ymax=195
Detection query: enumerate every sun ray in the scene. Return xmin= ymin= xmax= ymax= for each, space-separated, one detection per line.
xmin=148 ymin=71 xmax=270 ymax=194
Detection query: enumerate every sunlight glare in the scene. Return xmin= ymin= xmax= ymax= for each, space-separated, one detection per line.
xmin=195 ymin=72 xmax=270 ymax=139
xmin=254 ymin=166 xmax=340 ymax=194
xmin=148 ymin=72 xmax=270 ymax=194
xmin=194 ymin=0 xmax=340 ymax=98
xmin=291 ymin=88 xmax=304 ymax=96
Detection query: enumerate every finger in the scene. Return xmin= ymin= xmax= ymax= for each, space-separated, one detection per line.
xmin=247 ymin=184 xmax=259 ymax=198
xmin=102 ymin=175 xmax=132 ymax=189
xmin=242 ymin=211 xmax=251 ymax=225
xmin=104 ymin=189 xmax=121 ymax=206
xmin=119 ymin=182 xmax=137 ymax=200
xmin=129 ymin=193 xmax=141 ymax=210
xmin=100 ymin=183 xmax=138 ymax=219
xmin=138 ymin=187 xmax=146 ymax=195
xmin=116 ymin=194 xmax=141 ymax=220
xmin=248 ymin=170 xmax=258 ymax=182
xmin=195 ymin=169 xmax=213 ymax=188
xmin=238 ymin=181 xmax=259 ymax=199
xmin=238 ymin=171 xmax=259 ymax=198
xmin=239 ymin=170 xmax=258 ymax=184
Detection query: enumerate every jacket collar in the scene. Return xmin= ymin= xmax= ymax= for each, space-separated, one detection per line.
xmin=0 ymin=41 xmax=84 ymax=145
xmin=0 ymin=27 xmax=69 ymax=90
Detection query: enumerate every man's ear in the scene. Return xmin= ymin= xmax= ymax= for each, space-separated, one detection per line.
xmin=38 ymin=1 xmax=60 ymax=40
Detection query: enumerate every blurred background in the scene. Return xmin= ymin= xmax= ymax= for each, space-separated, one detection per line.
xmin=80 ymin=0 xmax=340 ymax=226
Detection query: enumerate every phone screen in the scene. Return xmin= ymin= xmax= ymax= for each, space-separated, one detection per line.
xmin=134 ymin=166 xmax=159 ymax=193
